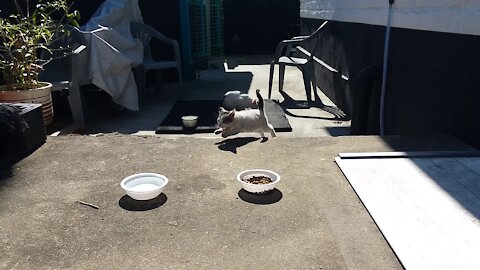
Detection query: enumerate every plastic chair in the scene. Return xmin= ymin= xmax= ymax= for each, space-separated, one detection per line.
xmin=130 ymin=22 xmax=182 ymax=104
xmin=268 ymin=21 xmax=328 ymax=102
xmin=39 ymin=25 xmax=87 ymax=125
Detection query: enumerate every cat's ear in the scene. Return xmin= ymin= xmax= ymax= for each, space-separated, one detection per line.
xmin=227 ymin=109 xmax=235 ymax=118
xmin=219 ymin=107 xmax=227 ymax=113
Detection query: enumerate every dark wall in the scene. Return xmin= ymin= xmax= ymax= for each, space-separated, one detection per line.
xmin=302 ymin=18 xmax=480 ymax=148
xmin=224 ymin=0 xmax=300 ymax=55
xmin=300 ymin=19 xmax=386 ymax=116
xmin=386 ymin=27 xmax=480 ymax=145
xmin=139 ymin=0 xmax=181 ymax=62
xmin=139 ymin=0 xmax=181 ymax=43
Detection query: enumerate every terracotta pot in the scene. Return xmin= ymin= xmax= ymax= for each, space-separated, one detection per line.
xmin=0 ymin=82 xmax=54 ymax=125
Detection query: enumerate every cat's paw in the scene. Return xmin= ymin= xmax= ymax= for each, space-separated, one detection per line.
xmin=214 ymin=128 xmax=222 ymax=135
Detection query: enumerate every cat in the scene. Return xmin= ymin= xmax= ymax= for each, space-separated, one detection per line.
xmin=214 ymin=90 xmax=276 ymax=138
xmin=222 ymin=90 xmax=258 ymax=111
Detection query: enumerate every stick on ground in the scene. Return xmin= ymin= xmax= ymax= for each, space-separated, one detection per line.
xmin=76 ymin=200 xmax=99 ymax=209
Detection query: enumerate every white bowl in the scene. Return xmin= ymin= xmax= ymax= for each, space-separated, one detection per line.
xmin=120 ymin=173 xmax=168 ymax=200
xmin=236 ymin=169 xmax=281 ymax=194
xmin=182 ymin=115 xmax=198 ymax=128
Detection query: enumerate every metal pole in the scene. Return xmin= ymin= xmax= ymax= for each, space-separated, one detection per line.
xmin=379 ymin=0 xmax=394 ymax=135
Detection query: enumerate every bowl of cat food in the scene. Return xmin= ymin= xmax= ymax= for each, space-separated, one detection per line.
xmin=182 ymin=115 xmax=198 ymax=128
xmin=236 ymin=169 xmax=280 ymax=194
xmin=120 ymin=173 xmax=168 ymax=200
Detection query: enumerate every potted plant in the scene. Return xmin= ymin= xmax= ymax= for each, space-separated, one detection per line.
xmin=0 ymin=0 xmax=79 ymax=125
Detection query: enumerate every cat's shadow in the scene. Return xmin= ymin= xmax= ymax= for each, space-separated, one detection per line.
xmin=215 ymin=137 xmax=261 ymax=153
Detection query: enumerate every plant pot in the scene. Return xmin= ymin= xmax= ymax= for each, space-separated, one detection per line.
xmin=0 ymin=82 xmax=54 ymax=125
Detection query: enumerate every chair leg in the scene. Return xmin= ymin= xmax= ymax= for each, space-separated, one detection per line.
xmin=69 ymin=55 xmax=85 ymax=124
xmin=279 ymin=63 xmax=286 ymax=92
xmin=301 ymin=65 xmax=313 ymax=103
xmin=310 ymin=66 xmax=321 ymax=103
xmin=154 ymin=70 xmax=163 ymax=93
xmin=176 ymin=66 xmax=183 ymax=94
xmin=67 ymin=81 xmax=85 ymax=124
xmin=268 ymin=62 xmax=275 ymax=99
xmin=133 ymin=65 xmax=146 ymax=106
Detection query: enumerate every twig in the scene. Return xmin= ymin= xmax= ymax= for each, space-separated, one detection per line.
xmin=76 ymin=200 xmax=99 ymax=209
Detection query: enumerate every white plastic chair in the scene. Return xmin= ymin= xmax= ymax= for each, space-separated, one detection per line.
xmin=130 ymin=22 xmax=182 ymax=104
xmin=268 ymin=21 xmax=328 ymax=102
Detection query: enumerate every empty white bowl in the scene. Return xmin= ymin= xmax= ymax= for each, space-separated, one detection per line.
xmin=236 ymin=169 xmax=280 ymax=194
xmin=120 ymin=173 xmax=168 ymax=200
xmin=182 ymin=115 xmax=198 ymax=128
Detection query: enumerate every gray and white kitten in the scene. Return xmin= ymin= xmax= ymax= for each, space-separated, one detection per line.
xmin=222 ymin=90 xmax=258 ymax=111
xmin=214 ymin=90 xmax=276 ymax=138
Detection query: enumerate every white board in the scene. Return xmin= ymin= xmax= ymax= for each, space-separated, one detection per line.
xmin=336 ymin=156 xmax=480 ymax=270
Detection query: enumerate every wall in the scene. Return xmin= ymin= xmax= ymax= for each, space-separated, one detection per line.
xmin=300 ymin=1 xmax=480 ymax=147
xmin=300 ymin=0 xmax=480 ymax=36
xmin=223 ymin=0 xmax=300 ymax=55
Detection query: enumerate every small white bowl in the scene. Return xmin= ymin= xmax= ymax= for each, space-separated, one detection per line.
xmin=120 ymin=173 xmax=168 ymax=200
xmin=236 ymin=169 xmax=280 ymax=194
xmin=182 ymin=115 xmax=198 ymax=128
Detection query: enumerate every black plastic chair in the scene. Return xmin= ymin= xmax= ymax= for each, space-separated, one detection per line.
xmin=268 ymin=21 xmax=328 ymax=102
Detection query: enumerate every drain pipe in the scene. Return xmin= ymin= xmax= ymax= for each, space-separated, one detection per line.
xmin=379 ymin=0 xmax=394 ymax=136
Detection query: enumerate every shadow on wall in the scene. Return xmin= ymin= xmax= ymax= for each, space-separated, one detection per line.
xmin=302 ymin=18 xmax=480 ymax=148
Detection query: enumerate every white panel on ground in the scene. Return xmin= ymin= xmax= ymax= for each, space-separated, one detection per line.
xmin=335 ymin=156 xmax=480 ymax=270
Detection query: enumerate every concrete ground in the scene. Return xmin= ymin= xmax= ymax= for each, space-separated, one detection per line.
xmin=1 ymin=56 xmax=475 ymax=269
xmin=1 ymin=134 xmax=473 ymax=270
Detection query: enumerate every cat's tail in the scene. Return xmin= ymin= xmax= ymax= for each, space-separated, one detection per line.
xmin=256 ymin=89 xmax=264 ymax=113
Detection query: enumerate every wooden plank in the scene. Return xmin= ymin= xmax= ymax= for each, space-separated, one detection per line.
xmin=338 ymin=151 xmax=480 ymax=159
xmin=335 ymin=157 xmax=480 ymax=270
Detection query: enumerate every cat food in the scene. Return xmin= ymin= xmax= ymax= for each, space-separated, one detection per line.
xmin=243 ymin=175 xmax=273 ymax=185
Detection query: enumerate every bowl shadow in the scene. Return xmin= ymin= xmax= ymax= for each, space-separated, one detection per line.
xmin=118 ymin=193 xmax=168 ymax=211
xmin=238 ymin=188 xmax=283 ymax=205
